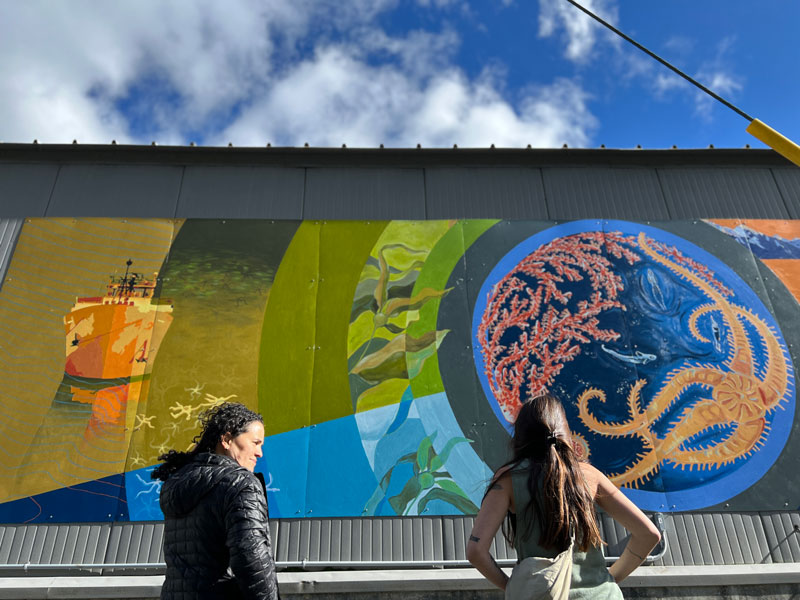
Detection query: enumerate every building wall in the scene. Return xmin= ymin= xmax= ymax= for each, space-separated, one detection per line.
xmin=1 ymin=145 xmax=799 ymax=569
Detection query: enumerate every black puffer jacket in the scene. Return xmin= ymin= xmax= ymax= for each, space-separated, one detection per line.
xmin=160 ymin=453 xmax=279 ymax=600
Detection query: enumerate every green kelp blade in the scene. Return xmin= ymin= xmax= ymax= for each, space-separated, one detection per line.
xmin=417 ymin=486 xmax=479 ymax=515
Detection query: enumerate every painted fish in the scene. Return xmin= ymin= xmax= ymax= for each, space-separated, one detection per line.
xmin=601 ymin=344 xmax=657 ymax=365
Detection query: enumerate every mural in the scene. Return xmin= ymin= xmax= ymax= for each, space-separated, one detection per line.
xmin=0 ymin=217 xmax=798 ymax=523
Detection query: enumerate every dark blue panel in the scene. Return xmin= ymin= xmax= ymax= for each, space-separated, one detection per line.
xmin=0 ymin=473 xmax=128 ymax=524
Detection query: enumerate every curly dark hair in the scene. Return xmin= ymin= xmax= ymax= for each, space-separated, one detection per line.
xmin=151 ymin=402 xmax=263 ymax=481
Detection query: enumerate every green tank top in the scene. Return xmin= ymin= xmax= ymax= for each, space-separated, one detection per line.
xmin=510 ymin=465 xmax=623 ymax=600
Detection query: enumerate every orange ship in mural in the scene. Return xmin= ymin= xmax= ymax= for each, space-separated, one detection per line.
xmin=64 ymin=259 xmax=173 ymax=379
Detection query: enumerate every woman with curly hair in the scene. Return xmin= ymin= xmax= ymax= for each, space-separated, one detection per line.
xmin=467 ymin=393 xmax=660 ymax=599
xmin=152 ymin=402 xmax=279 ymax=600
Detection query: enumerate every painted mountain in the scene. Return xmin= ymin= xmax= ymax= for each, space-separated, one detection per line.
xmin=710 ymin=222 xmax=800 ymax=259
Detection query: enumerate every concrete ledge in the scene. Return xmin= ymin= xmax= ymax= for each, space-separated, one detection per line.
xmin=622 ymin=564 xmax=800 ymax=587
xmin=0 ymin=576 xmax=163 ymax=599
xmin=2 ymin=565 xmax=800 ymax=598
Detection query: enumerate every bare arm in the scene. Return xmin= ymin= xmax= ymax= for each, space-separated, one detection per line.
xmin=593 ymin=467 xmax=661 ymax=583
xmin=466 ymin=472 xmax=512 ymax=590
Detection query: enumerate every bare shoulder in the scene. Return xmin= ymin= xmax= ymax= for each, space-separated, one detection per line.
xmin=488 ymin=465 xmax=513 ymax=490
xmin=578 ymin=462 xmax=606 ymax=498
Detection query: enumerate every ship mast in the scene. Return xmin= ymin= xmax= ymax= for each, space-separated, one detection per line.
xmin=120 ymin=258 xmax=133 ymax=300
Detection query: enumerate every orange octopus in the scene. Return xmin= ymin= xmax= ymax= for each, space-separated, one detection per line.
xmin=578 ymin=232 xmax=792 ymax=488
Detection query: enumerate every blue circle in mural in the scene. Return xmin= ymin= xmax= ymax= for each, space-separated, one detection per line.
xmin=472 ymin=220 xmax=795 ymax=511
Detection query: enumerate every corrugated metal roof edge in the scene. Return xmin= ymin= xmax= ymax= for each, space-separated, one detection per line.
xmin=0 ymin=143 xmax=794 ymax=168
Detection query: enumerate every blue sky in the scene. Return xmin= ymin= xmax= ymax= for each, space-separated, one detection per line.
xmin=1 ymin=0 xmax=797 ymax=150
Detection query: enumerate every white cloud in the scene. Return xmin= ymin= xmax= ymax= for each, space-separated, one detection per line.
xmin=693 ymin=70 xmax=743 ymax=118
xmin=538 ymin=0 xmax=618 ymax=62
xmin=642 ymin=36 xmax=743 ymax=120
xmin=652 ymin=72 xmax=691 ymax=96
xmin=219 ymin=43 xmax=596 ymax=148
xmin=0 ymin=0 xmax=599 ymax=148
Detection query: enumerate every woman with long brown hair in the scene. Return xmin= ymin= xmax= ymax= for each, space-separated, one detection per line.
xmin=467 ymin=393 xmax=660 ymax=598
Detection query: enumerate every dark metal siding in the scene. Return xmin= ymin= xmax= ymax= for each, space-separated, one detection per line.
xmin=425 ymin=168 xmax=547 ymax=219
xmin=658 ymin=167 xmax=790 ymax=219
xmin=543 ymin=167 xmax=670 ymax=220
xmin=176 ymin=166 xmax=305 ymax=219
xmin=0 ymin=164 xmax=59 ymax=217
xmin=46 ymin=165 xmax=183 ymax=217
xmin=3 ymin=512 xmax=800 ymax=570
xmin=772 ymin=167 xmax=800 ymax=219
xmin=304 ymin=168 xmax=425 ymax=220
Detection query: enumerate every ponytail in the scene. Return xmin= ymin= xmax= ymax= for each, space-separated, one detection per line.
xmin=537 ymin=436 xmax=602 ymax=552
xmin=495 ymin=393 xmax=604 ymax=552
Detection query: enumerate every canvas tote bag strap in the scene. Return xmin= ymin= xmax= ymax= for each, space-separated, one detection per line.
xmin=548 ymin=535 xmax=574 ymax=600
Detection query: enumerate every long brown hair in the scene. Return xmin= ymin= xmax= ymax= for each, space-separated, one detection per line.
xmin=498 ymin=393 xmax=603 ymax=552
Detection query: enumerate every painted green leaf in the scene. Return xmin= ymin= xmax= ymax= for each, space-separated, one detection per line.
xmin=379 ymin=451 xmax=417 ymax=490
xmin=406 ymin=329 xmax=449 ymax=380
xmin=375 ymin=248 xmax=391 ymax=309
xmin=380 ymin=287 xmax=452 ymax=319
xmin=417 ymin=486 xmax=479 ymax=515
xmin=350 ymin=331 xmax=440 ymax=384
xmin=435 ymin=479 xmax=466 ymax=496
xmin=383 ymin=322 xmax=405 ymax=334
xmin=363 ymin=485 xmax=386 ymax=516
xmin=416 ymin=431 xmax=437 ymax=471
xmin=351 ymin=270 xmax=419 ymax=322
xmin=429 ymin=436 xmax=472 ymax=473
xmin=419 ymin=472 xmax=435 ymax=489
xmin=374 ymin=243 xmax=426 ymax=309
xmin=389 ymin=475 xmax=422 ymax=515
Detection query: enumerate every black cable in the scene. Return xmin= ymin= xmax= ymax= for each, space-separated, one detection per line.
xmin=563 ymin=0 xmax=753 ymax=122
